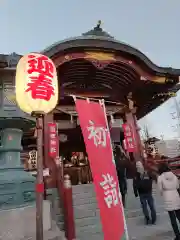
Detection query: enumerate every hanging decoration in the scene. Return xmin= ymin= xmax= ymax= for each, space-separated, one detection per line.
xmin=127 ymin=92 xmax=137 ymax=113
xmin=152 ymin=92 xmax=177 ymax=100
xmin=110 ymin=114 xmax=115 ymax=124
xmin=70 ymin=115 xmax=74 ymax=123
xmin=48 ymin=122 xmax=58 ymax=158
xmin=122 ymin=123 xmax=136 ymax=152
xmin=28 ymin=150 xmax=37 ymax=170
xmin=15 ymin=53 xmax=58 ymax=114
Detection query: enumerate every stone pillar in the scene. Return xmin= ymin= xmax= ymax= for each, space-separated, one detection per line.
xmin=0 ymin=128 xmax=35 ymax=209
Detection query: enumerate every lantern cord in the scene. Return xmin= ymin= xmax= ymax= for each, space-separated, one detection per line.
xmin=68 ymin=94 xmax=127 ymax=107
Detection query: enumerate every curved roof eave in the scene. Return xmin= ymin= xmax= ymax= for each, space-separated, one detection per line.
xmin=41 ymin=35 xmax=180 ymax=76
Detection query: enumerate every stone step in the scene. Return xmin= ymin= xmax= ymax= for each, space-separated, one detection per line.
xmin=75 ymin=216 xmax=101 ymax=228
xmin=73 ymin=198 xmax=164 ymax=218
xmin=76 ymin=224 xmax=102 ymax=236
xmin=18 ymin=221 xmax=66 ymax=240
xmin=72 ymin=184 xmax=95 ymax=194
xmin=73 ymin=202 xmax=98 ymax=211
xmin=56 ymin=181 xmax=165 ymax=239
xmin=73 ymin=195 xmax=97 ymax=206
xmin=72 ymin=183 xmax=159 ymax=198
xmin=56 ymin=213 xmax=64 ymax=223
xmin=125 ymin=205 xmax=165 ymax=218
xmin=57 ymin=221 xmax=65 ymax=231
xmin=74 ymin=207 xmax=98 ymax=219
xmin=77 ymin=232 xmax=104 ymax=240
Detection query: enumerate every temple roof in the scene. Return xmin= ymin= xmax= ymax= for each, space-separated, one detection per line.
xmin=1 ymin=22 xmax=180 ymax=119
xmin=40 ymin=23 xmax=180 ymax=77
xmin=1 ymin=22 xmax=180 ymax=76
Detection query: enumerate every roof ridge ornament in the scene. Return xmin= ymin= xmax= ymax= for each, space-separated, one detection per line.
xmin=82 ymin=21 xmax=114 ymax=39
xmin=96 ymin=20 xmax=102 ymax=29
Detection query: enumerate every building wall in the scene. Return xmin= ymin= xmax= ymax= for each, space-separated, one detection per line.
xmin=0 ymin=71 xmax=16 ymax=110
xmin=155 ymin=139 xmax=180 ymax=158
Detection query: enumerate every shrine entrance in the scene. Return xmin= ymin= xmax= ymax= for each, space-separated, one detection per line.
xmin=54 ymin=103 xmax=130 ymax=185
xmin=25 ymin=22 xmax=179 ymax=189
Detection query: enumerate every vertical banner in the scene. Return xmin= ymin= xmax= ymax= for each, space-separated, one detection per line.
xmin=122 ymin=123 xmax=136 ymax=152
xmin=126 ymin=112 xmax=143 ymax=158
xmin=48 ymin=122 xmax=58 ymax=158
xmin=75 ymin=98 xmax=128 ymax=240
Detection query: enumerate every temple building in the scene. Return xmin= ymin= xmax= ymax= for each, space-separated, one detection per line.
xmin=0 ymin=22 xmax=180 ymax=208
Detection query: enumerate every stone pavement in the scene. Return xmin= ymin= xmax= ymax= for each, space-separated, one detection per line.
xmin=127 ymin=212 xmax=173 ymax=240
xmin=0 ymin=203 xmax=65 ymax=240
xmin=0 ymin=180 xmax=176 ymax=239
xmin=125 ymin=180 xmax=174 ymax=239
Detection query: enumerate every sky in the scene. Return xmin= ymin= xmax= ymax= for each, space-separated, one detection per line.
xmin=1 ymin=0 xmax=180 ymax=140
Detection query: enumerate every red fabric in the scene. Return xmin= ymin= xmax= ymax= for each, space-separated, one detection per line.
xmin=126 ymin=113 xmax=141 ymax=154
xmin=75 ymin=99 xmax=125 ymax=240
xmin=36 ymin=183 xmax=44 ymax=193
xmin=122 ymin=123 xmax=136 ymax=152
xmin=48 ymin=122 xmax=58 ymax=158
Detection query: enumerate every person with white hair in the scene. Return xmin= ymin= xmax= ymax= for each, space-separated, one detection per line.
xmin=133 ymin=161 xmax=156 ymax=225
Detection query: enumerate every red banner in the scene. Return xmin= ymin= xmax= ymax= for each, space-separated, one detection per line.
xmin=122 ymin=123 xmax=136 ymax=152
xmin=75 ymin=99 xmax=127 ymax=240
xmin=48 ymin=122 xmax=58 ymax=158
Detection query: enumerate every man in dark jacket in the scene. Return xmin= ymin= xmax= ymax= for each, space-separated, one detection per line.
xmin=133 ymin=171 xmax=156 ymax=224
xmin=117 ymin=165 xmax=127 ymax=207
xmin=114 ymin=147 xmax=127 ymax=207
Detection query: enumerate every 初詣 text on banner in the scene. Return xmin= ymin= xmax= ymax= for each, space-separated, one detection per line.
xmin=74 ymin=98 xmax=128 ymax=240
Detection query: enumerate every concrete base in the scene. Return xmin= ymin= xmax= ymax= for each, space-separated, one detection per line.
xmin=0 ymin=200 xmax=65 ymax=240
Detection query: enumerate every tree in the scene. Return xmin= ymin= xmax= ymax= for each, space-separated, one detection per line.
xmin=141 ymin=125 xmax=151 ymax=142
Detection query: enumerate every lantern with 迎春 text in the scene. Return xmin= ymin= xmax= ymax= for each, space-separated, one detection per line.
xmin=15 ymin=53 xmax=58 ymax=114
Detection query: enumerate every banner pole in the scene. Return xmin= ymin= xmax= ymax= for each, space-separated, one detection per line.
xmin=100 ymin=99 xmax=129 ymax=240
xmin=69 ymin=94 xmax=127 ymax=107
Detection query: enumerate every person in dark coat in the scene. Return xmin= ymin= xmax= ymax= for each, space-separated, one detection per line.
xmin=114 ymin=147 xmax=127 ymax=207
xmin=133 ymin=170 xmax=157 ymax=225
xmin=117 ymin=165 xmax=127 ymax=207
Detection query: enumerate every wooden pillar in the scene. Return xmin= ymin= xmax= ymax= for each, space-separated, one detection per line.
xmin=43 ymin=113 xmax=56 ymax=189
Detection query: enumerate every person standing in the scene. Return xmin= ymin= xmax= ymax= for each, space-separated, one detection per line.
xmin=114 ymin=147 xmax=127 ymax=207
xmin=158 ymin=163 xmax=180 ymax=240
xmin=117 ymin=163 xmax=127 ymax=207
xmin=133 ymin=167 xmax=157 ymax=225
